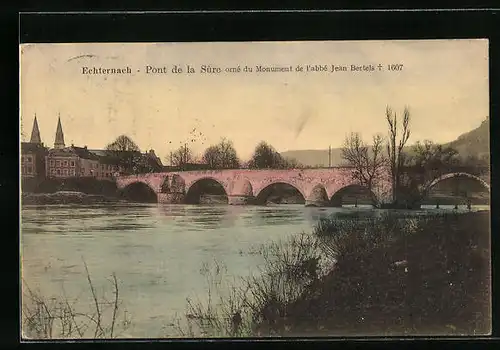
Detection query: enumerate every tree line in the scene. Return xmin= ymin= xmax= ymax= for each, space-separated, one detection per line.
xmin=340 ymin=106 xmax=489 ymax=207
xmin=168 ymin=138 xmax=301 ymax=170
xmin=103 ymin=135 xmax=303 ymax=175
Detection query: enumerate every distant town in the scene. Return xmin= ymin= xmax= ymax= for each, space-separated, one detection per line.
xmin=21 ymin=115 xmax=164 ymax=183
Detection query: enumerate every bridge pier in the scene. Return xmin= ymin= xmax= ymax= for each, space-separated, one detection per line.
xmin=158 ymin=192 xmax=185 ymax=204
xmin=228 ymin=195 xmax=254 ymax=205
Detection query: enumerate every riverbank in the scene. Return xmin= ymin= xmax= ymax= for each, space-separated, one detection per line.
xmin=21 ymin=191 xmax=122 ymax=205
xmin=179 ymin=211 xmax=490 ymax=337
xmin=20 ymin=207 xmax=491 ymax=338
xmin=262 ymin=211 xmax=491 ymax=336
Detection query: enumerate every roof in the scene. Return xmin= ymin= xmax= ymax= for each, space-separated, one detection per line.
xmin=48 ymin=146 xmax=99 ymax=160
xmin=21 ymin=142 xmax=48 ymax=154
xmin=98 ymin=155 xmax=122 ymax=165
xmin=30 ymin=116 xmax=42 ymax=144
xmin=72 ymin=146 xmax=100 ymax=160
xmin=54 ymin=116 xmax=65 ymax=147
xmin=88 ymin=149 xmax=108 ymax=157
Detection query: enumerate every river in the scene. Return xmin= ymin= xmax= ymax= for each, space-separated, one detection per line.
xmin=20 ymin=203 xmax=489 ymax=338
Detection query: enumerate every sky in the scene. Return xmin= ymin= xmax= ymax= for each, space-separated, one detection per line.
xmin=19 ymin=40 xmax=489 ymax=162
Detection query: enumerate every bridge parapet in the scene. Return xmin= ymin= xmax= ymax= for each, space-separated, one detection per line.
xmin=115 ymin=168 xmax=394 ymax=206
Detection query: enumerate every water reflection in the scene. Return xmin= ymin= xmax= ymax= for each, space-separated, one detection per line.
xmin=156 ymin=204 xmax=241 ymax=230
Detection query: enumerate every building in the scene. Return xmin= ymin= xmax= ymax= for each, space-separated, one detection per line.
xmin=44 ymin=116 xmax=118 ymax=179
xmin=90 ymin=148 xmax=163 ymax=175
xmin=44 ymin=116 xmax=161 ymax=178
xmin=24 ymin=114 xmax=163 ymax=179
xmin=88 ymin=149 xmax=125 ymax=177
xmin=47 ymin=145 xmax=99 ymax=178
xmin=21 ymin=115 xmax=48 ymax=179
xmin=141 ymin=149 xmax=163 ymax=172
xmin=46 ymin=145 xmax=125 ymax=179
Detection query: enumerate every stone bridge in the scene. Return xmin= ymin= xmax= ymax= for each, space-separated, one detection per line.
xmin=115 ymin=168 xmax=393 ymax=206
xmin=115 ymin=169 xmax=490 ymax=207
xmin=422 ymin=172 xmax=490 ymax=195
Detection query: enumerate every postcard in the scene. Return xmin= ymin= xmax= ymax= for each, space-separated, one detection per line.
xmin=20 ymin=40 xmax=491 ymax=339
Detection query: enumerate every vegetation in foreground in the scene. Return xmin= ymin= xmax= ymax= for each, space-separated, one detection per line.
xmin=23 ymin=211 xmax=491 ymax=339
xmin=174 ymin=211 xmax=490 ymax=337
xmin=22 ymin=261 xmax=131 ymax=339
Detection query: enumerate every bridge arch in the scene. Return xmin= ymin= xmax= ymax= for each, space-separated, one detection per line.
xmin=423 ymin=172 xmax=490 ymax=194
xmin=184 ymin=177 xmax=229 ymax=204
xmin=120 ymin=181 xmax=158 ymax=203
xmin=254 ymin=181 xmax=306 ymax=205
xmin=329 ymin=184 xmax=378 ymax=207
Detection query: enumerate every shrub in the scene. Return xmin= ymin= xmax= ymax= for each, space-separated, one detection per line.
xmin=22 ymin=261 xmax=131 ymax=339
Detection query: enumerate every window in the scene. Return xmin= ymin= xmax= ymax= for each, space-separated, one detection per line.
xmin=56 ymin=160 xmax=61 ymax=167
xmin=64 ymin=160 xmax=68 ymax=167
xmin=70 ymin=161 xmax=75 ymax=167
xmin=27 ymin=166 xmax=33 ymax=174
xmin=56 ymin=169 xmax=61 ymax=175
xmin=101 ymin=164 xmax=105 ymax=170
xmin=70 ymin=169 xmax=75 ymax=176
xmin=63 ymin=169 xmax=68 ymax=176
xmin=50 ymin=160 xmax=55 ymax=167
xmin=26 ymin=156 xmax=32 ymax=163
xmin=51 ymin=168 xmax=56 ymax=175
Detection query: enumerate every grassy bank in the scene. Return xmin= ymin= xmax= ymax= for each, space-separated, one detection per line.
xmin=22 ymin=261 xmax=131 ymax=339
xmin=175 ymin=211 xmax=491 ymax=337
xmin=281 ymin=211 xmax=490 ymax=336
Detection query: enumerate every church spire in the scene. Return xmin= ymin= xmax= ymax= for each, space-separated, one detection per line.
xmin=30 ymin=114 xmax=42 ymax=144
xmin=54 ymin=114 xmax=65 ymax=149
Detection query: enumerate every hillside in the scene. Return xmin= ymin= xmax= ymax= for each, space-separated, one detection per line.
xmin=444 ymin=117 xmax=489 ymax=160
xmin=281 ymin=118 xmax=490 ymax=167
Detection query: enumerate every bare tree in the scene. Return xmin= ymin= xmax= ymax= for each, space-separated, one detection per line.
xmin=202 ymin=138 xmax=240 ymax=169
xmin=105 ymin=135 xmax=141 ymax=173
xmin=202 ymin=145 xmax=220 ymax=169
xmin=341 ymin=132 xmax=386 ymax=193
xmin=171 ymin=144 xmax=193 ymax=169
xmin=386 ymin=106 xmax=411 ymax=203
xmin=409 ymin=140 xmax=460 ymax=183
xmin=106 ymin=135 xmax=140 ymax=152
